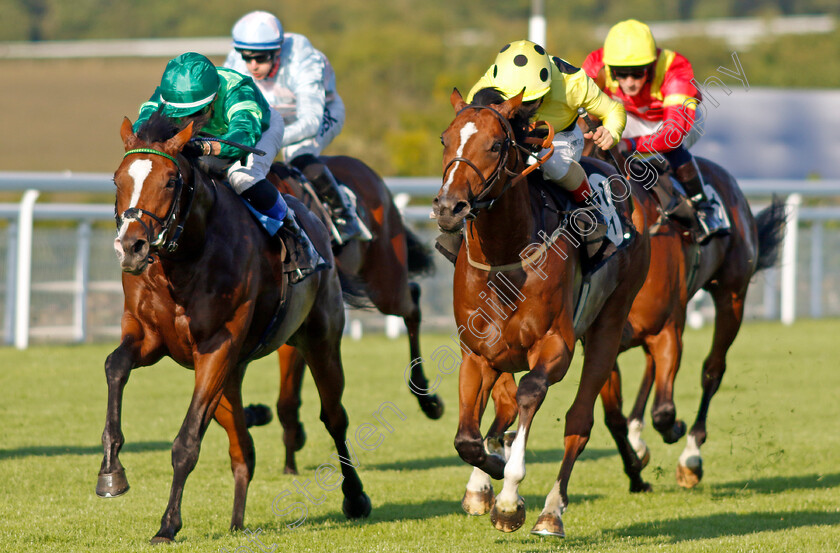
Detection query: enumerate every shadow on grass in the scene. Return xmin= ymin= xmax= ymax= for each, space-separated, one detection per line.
xmin=710 ymin=472 xmax=840 ymax=496
xmin=0 ymin=441 xmax=171 ymax=460
xmin=597 ymin=510 xmax=840 ymax=543
xmin=366 ymin=447 xmax=617 ymax=472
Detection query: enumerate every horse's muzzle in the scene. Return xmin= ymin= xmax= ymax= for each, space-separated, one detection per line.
xmin=114 ymin=235 xmax=151 ymax=275
xmin=433 ymin=196 xmax=471 ymax=233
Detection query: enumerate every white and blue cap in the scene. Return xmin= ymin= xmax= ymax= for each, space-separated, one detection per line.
xmin=232 ymin=11 xmax=284 ymax=51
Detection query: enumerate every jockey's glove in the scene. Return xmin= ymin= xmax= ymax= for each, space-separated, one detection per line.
xmin=199 ymin=140 xmax=222 ymax=156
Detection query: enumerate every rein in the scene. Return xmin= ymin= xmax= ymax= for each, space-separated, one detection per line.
xmin=119 ymin=148 xmax=196 ymax=255
xmin=442 ymin=104 xmax=555 ymax=213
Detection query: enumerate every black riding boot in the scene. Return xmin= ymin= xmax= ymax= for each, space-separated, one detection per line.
xmin=280 ymin=210 xmax=327 ymax=284
xmin=673 ymin=158 xmax=728 ymax=244
xmin=292 ymin=155 xmax=361 ymax=244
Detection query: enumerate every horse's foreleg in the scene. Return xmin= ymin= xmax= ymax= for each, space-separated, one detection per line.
xmin=461 ymin=372 xmax=518 ymax=516
xmin=213 ymin=372 xmax=255 ymax=531
xmin=531 ymin=327 xmax=615 ymax=538
xmin=153 ymin=351 xmax=232 ymax=544
xmin=678 ymin=288 xmax=745 ymax=489
xmin=454 ymin=355 xmax=504 ymax=480
xmin=97 ymin=339 xmax=139 ymax=498
xmin=276 ymin=345 xmax=307 ymax=474
xmin=647 ymin=324 xmax=687 ymax=444
xmin=404 ymin=281 xmax=445 ymax=420
xmin=599 ymin=362 xmax=651 ymax=492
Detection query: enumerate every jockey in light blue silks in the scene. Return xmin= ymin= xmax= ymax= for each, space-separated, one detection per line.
xmin=224 ymin=11 xmax=361 ymax=244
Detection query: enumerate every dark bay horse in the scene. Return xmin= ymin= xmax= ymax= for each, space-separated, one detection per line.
xmin=468 ymin=163 xmax=785 ymax=514
xmin=434 ymin=88 xmax=656 ymax=537
xmin=262 ymin=158 xmax=438 ymax=474
xmin=98 ymin=114 xmax=370 ymax=543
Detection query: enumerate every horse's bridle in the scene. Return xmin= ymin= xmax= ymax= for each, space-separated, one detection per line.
xmin=442 ymin=104 xmax=555 ymax=213
xmin=118 ymin=148 xmax=196 ymax=255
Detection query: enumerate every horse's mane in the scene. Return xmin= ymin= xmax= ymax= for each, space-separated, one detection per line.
xmin=471 ymin=87 xmax=539 ymax=145
xmin=136 ymin=110 xmax=182 ymax=143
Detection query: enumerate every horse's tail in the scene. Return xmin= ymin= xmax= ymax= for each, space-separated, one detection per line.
xmin=405 ymin=228 xmax=435 ymax=277
xmin=754 ymin=195 xmax=787 ymax=272
xmin=337 ymin=270 xmax=374 ymax=309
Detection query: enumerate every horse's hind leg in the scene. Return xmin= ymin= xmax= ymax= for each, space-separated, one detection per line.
xmin=276 ymin=344 xmax=307 ymax=474
xmin=462 ymin=372 xmax=518 ymax=516
xmin=97 ymin=339 xmax=139 ymax=498
xmin=299 ymin=337 xmax=371 ymax=519
xmin=213 ymin=372 xmax=255 ymax=531
xmin=403 ymin=281 xmax=445 ymax=419
xmin=599 ymin=362 xmax=651 ymax=492
xmin=678 ymin=286 xmax=746 ymax=488
xmin=646 ymin=323 xmax=688 ymax=444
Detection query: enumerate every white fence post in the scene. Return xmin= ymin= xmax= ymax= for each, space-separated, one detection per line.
xmin=14 ymin=190 xmax=39 ymax=349
xmin=780 ymin=193 xmax=801 ymax=326
xmin=4 ymin=222 xmax=18 ymax=345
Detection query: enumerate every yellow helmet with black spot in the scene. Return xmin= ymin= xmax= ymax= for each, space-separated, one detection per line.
xmin=489 ymin=40 xmax=553 ymax=102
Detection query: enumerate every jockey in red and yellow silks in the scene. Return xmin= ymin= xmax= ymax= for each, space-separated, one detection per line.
xmin=583 ymin=19 xmax=727 ymax=242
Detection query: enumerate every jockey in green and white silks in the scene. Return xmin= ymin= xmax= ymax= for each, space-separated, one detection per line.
xmin=133 ymin=52 xmax=324 ymax=280
xmin=223 ymin=10 xmax=360 ymax=244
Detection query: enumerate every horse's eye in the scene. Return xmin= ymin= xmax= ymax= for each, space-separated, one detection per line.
xmin=166 ymin=177 xmax=177 ymax=188
xmin=490 ymin=141 xmax=502 ymax=153
xmin=440 ymin=135 xmax=445 ymax=146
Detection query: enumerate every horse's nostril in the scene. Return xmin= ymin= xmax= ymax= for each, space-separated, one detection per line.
xmin=132 ymin=240 xmax=147 ymax=255
xmin=453 ymin=201 xmax=469 ymax=215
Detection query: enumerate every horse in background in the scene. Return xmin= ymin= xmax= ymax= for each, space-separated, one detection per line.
xmin=241 ymin=156 xmax=438 ymax=474
xmin=98 ymin=113 xmax=370 ymax=543
xmin=435 ymin=88 xmax=656 ymax=537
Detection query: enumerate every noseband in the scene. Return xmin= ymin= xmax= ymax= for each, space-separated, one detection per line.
xmin=442 ymin=105 xmax=555 ymax=212
xmin=118 ymin=148 xmax=195 ymax=254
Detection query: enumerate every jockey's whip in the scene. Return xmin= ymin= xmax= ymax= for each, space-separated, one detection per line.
xmin=190 ymin=136 xmax=266 ymax=156
xmin=577 ymin=107 xmax=623 ymax=174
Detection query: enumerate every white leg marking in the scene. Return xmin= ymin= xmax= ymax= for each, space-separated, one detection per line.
xmin=628 ymin=418 xmax=648 ymax=459
xmin=465 ymin=466 xmax=493 ymax=493
xmin=679 ymin=435 xmax=702 ymax=469
xmin=441 ymin=121 xmax=478 ymax=195
xmin=496 ymin=424 xmax=526 ymax=509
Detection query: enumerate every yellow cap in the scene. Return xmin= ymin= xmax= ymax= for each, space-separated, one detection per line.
xmin=603 ymin=19 xmax=657 ymax=67
xmin=489 ymin=40 xmax=553 ymax=102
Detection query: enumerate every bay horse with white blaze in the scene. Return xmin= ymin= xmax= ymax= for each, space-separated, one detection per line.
xmin=98 ymin=114 xmax=370 ymax=543
xmin=434 ymin=88 xmax=656 ymax=537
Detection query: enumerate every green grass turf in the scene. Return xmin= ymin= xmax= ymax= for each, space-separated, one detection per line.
xmin=1 ymin=320 xmax=839 ymax=552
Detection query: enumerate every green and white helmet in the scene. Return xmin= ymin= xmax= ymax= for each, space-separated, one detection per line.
xmin=158 ymin=52 xmax=220 ymax=117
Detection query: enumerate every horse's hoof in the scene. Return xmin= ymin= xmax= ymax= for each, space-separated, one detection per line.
xmin=663 ymin=420 xmax=687 ymax=444
xmin=420 ymin=394 xmax=445 ymax=420
xmin=676 ymin=459 xmax=703 ymax=489
xmin=149 ymin=535 xmax=173 ymax=545
xmin=283 ymin=465 xmax=298 ymax=475
xmin=489 ymin=496 xmax=525 ymax=533
xmin=638 ymin=445 xmax=651 ymax=470
xmin=96 ymin=468 xmax=130 ymax=498
xmin=530 ymin=513 xmax=565 ymax=537
xmin=461 ymin=487 xmax=494 ymax=516
xmin=294 ymin=424 xmax=307 ymax=451
xmin=243 ymin=403 xmax=273 ymax=428
xmin=342 ymin=492 xmax=372 ymax=519
xmin=630 ymin=480 xmax=652 ymax=493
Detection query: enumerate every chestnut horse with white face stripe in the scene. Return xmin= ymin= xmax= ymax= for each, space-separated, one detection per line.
xmin=433 ymin=88 xmax=656 ymax=537
xmin=99 ymin=114 xmax=370 ymax=543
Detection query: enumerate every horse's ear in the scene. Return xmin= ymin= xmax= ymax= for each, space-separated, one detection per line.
xmin=120 ymin=117 xmax=139 ymax=149
xmin=451 ymin=88 xmax=467 ymax=112
xmin=497 ymin=89 xmax=525 ymax=118
xmin=165 ymin=122 xmax=194 ymax=153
